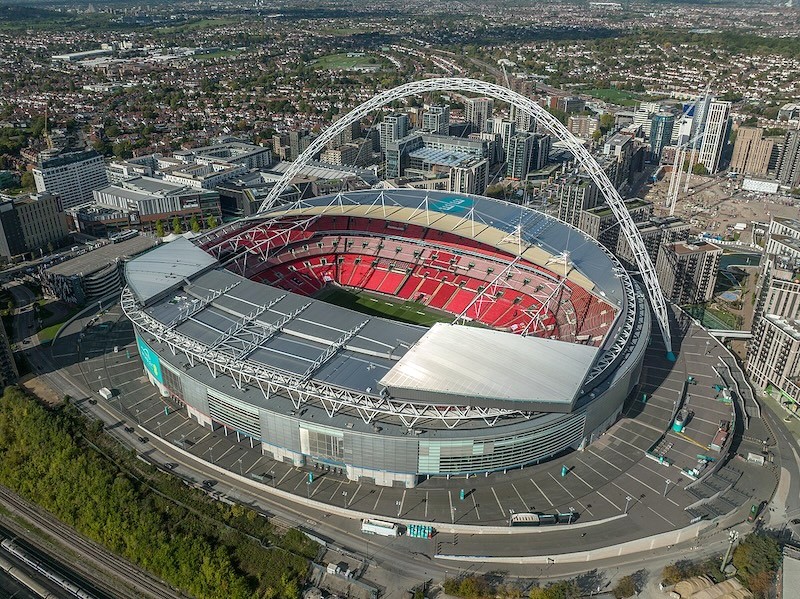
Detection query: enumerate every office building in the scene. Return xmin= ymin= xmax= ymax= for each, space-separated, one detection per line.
xmin=730 ymin=127 xmax=774 ymax=177
xmin=422 ymin=105 xmax=450 ymax=135
xmin=557 ymin=175 xmax=599 ymax=228
xmin=557 ymin=96 xmax=585 ymax=114
xmin=655 ymin=241 xmax=722 ymax=305
xmin=580 ymin=199 xmax=653 ymax=253
xmin=465 ymin=97 xmax=494 ymax=133
xmin=385 ymin=132 xmax=488 ymax=179
xmin=777 ymin=129 xmax=800 ymax=188
xmin=33 ymin=149 xmax=108 ymax=210
xmin=174 ymin=140 xmax=272 ymax=170
xmin=649 ymin=113 xmax=675 ymax=162
xmin=0 ymin=192 xmax=68 ymax=262
xmin=697 ymin=101 xmax=731 ymax=174
xmin=379 ymin=113 xmax=410 ymax=153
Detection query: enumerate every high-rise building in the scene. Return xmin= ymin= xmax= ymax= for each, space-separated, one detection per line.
xmin=649 ymin=113 xmax=675 ymax=162
xmin=556 ymin=175 xmax=599 ymax=228
xmin=449 ymin=158 xmax=489 ymax=196
xmin=464 ymin=97 xmax=494 ymax=134
xmin=777 ymin=129 xmax=800 ymax=188
xmin=33 ymin=149 xmax=108 ymax=210
xmin=655 ymin=241 xmax=722 ymax=305
xmin=579 ymin=199 xmax=653 ymax=253
xmin=633 ymin=102 xmax=660 ymax=138
xmin=567 ymin=115 xmax=599 ymax=140
xmin=289 ymin=129 xmax=312 ymax=161
xmin=379 ymin=113 xmax=410 ymax=153
xmin=697 ymin=100 xmax=731 ymax=174
xmin=615 ymin=216 xmax=690 ymax=268
xmin=509 ymin=105 xmax=534 ymax=132
xmin=504 ymin=132 xmax=550 ymax=180
xmin=730 ymin=127 xmax=774 ymax=176
xmin=0 ymin=192 xmax=68 ymax=261
xmin=747 ymin=216 xmax=800 ymax=407
xmin=421 ymin=105 xmax=450 ymax=135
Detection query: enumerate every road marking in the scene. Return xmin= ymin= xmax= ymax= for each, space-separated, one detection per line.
xmin=597 ymin=491 xmax=621 ymax=511
xmin=568 ymin=469 xmax=594 ymax=491
xmin=587 ymin=448 xmax=623 ymax=471
xmin=398 ymin=489 xmax=406 ymax=516
xmin=548 ymin=471 xmax=573 ymax=498
xmin=216 ymin=444 xmax=238 ymax=463
xmin=510 ymin=482 xmax=527 ymax=510
xmin=471 ymin=492 xmax=481 ymax=521
xmin=348 ymin=484 xmax=361 ymax=506
xmin=646 ymin=503 xmax=675 ymax=526
xmin=165 ymin=419 xmax=191 ymax=438
xmin=245 ymin=456 xmax=264 ymax=474
xmin=330 ymin=480 xmax=344 ymax=501
xmin=577 ymin=499 xmax=594 ymax=517
xmin=425 ymin=491 xmax=429 ymax=519
xmin=373 ymin=488 xmax=384 ymax=511
xmin=277 ymin=468 xmax=293 ymax=487
xmin=490 ymin=487 xmax=505 ymax=517
xmin=530 ymin=478 xmax=553 ymax=506
xmin=292 ymin=474 xmax=306 ymax=492
xmin=449 ymin=490 xmax=455 ymax=522
xmin=575 ymin=457 xmax=609 ymax=481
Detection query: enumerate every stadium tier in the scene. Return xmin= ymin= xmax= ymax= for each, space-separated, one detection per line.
xmin=122 ymin=189 xmax=650 ymax=487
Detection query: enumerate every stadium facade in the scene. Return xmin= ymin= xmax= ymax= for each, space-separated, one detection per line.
xmin=122 ymin=189 xmax=649 ymax=487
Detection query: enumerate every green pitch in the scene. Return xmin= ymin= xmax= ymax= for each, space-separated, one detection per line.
xmin=315 ymin=286 xmax=452 ymax=327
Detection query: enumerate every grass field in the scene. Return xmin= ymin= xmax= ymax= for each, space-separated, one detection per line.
xmin=581 ymin=87 xmax=640 ymax=106
xmin=312 ymin=52 xmax=381 ymax=70
xmin=193 ymin=49 xmax=241 ymax=61
xmin=315 ymin=287 xmax=452 ymax=327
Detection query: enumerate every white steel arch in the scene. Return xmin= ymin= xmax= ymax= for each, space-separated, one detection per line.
xmin=257 ymin=77 xmax=674 ymax=357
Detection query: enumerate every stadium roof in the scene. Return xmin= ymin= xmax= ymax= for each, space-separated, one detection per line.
xmin=125 ymin=237 xmax=218 ymax=305
xmin=380 ymin=323 xmax=597 ymax=410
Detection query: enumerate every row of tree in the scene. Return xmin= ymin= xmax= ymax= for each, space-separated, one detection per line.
xmin=0 ymin=386 xmax=316 ymax=598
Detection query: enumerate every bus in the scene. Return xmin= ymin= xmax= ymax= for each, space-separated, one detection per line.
xmin=509 ymin=511 xmax=577 ymax=527
xmin=361 ymin=519 xmax=400 ymax=537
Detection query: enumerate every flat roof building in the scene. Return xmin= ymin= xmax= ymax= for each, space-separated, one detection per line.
xmin=655 ymin=240 xmax=722 ymax=305
xmin=0 ymin=192 xmax=68 ymax=262
xmin=33 ymin=149 xmax=108 ymax=210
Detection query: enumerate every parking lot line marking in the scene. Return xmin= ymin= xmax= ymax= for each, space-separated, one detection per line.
xmin=330 ymin=481 xmax=344 ymax=501
xmin=293 ymin=475 xmax=306 ymax=492
xmin=348 ymin=484 xmax=361 ymax=506
xmin=399 ymin=489 xmax=406 ymax=516
xmin=449 ymin=490 xmax=455 ymax=522
xmin=577 ymin=499 xmax=593 ymax=517
xmin=471 ymin=492 xmax=481 ymax=521
xmin=575 ymin=457 xmax=609 ymax=481
xmin=490 ymin=487 xmax=505 ymax=517
xmin=548 ymin=471 xmax=573 ymax=499
xmin=587 ymin=448 xmax=623 ymax=471
xmin=596 ymin=491 xmax=620 ymax=511
xmin=373 ymin=488 xmax=384 ymax=511
xmin=216 ymin=444 xmax=238 ymax=463
xmin=510 ymin=482 xmax=527 ymax=510
xmin=165 ymin=420 xmax=191 ymax=437
xmin=245 ymin=456 xmax=264 ymax=475
xmin=425 ymin=491 xmax=429 ymax=519
xmin=277 ymin=468 xmax=293 ymax=487
xmin=646 ymin=503 xmax=675 ymax=526
xmin=530 ymin=478 xmax=553 ymax=506
xmin=569 ymin=469 xmax=594 ymax=491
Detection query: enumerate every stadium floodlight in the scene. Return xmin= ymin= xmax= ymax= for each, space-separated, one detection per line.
xmin=257 ymin=78 xmax=674 ymax=358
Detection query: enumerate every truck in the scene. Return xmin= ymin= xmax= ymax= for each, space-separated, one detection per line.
xmin=360 ymin=518 xmax=400 ymax=537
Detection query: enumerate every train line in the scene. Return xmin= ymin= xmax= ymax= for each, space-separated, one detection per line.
xmin=0 ymin=485 xmax=185 ymax=599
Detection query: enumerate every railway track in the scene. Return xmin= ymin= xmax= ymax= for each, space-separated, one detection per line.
xmin=0 ymin=485 xmax=185 ymax=599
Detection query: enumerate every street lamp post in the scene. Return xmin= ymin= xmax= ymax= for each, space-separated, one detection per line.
xmin=342 ymin=490 xmax=348 ymax=508
xmin=625 ymin=495 xmax=632 ymax=514
xmin=270 ymin=469 xmax=276 ymax=488
xmin=664 ymin=479 xmax=672 ymax=496
xmin=396 ymin=500 xmax=402 ymax=517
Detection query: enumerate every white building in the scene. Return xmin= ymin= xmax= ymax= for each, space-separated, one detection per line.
xmin=33 ymin=149 xmax=108 ymax=210
xmin=697 ymin=101 xmax=731 ymax=174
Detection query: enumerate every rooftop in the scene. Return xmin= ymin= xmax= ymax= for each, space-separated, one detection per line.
xmin=668 ymin=240 xmax=722 ymax=256
xmin=44 ymin=234 xmax=157 ymax=278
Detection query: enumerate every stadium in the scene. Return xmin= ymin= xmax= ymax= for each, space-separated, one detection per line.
xmin=121 ymin=188 xmax=650 ymax=488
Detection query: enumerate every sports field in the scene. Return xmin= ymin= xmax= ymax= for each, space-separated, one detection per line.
xmin=315 ymin=287 xmax=452 ymax=327
xmin=312 ymin=52 xmax=382 ymax=70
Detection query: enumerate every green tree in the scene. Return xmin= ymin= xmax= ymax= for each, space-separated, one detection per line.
xmin=155 ymin=219 xmax=165 ymax=237
xmin=692 ymin=163 xmax=709 ymax=176
xmin=20 ymin=171 xmax=35 ymax=189
xmin=599 ymin=113 xmax=615 ymax=133
xmin=190 ymin=214 xmax=201 ymax=233
xmin=529 ymin=580 xmax=581 ymax=599
xmin=206 ymin=214 xmax=218 ymax=229
xmin=172 ymin=216 xmax=183 ymax=234
xmin=612 ymin=575 xmax=636 ymax=598
xmin=732 ymin=533 xmax=780 ymax=596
